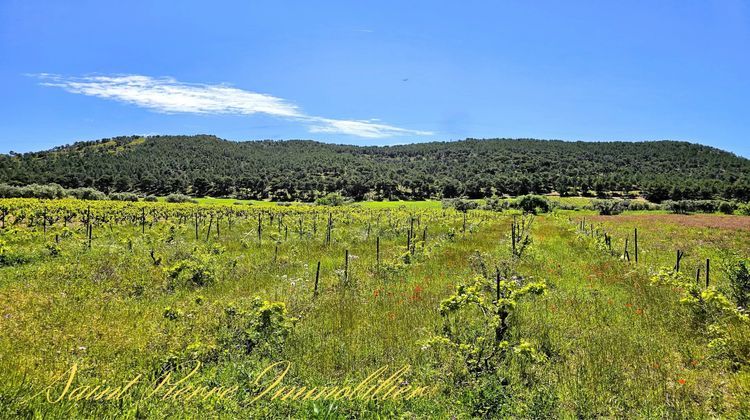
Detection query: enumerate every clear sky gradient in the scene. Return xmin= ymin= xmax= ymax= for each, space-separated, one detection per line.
xmin=1 ymin=1 xmax=749 ymax=156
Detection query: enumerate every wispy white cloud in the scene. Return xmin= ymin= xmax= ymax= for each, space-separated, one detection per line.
xmin=308 ymin=117 xmax=433 ymax=138
xmin=34 ymin=74 xmax=433 ymax=138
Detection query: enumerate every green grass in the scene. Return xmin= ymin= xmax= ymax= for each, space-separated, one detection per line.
xmin=0 ymin=198 xmax=748 ymax=417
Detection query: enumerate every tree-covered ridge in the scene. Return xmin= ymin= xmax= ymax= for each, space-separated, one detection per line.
xmin=1 ymin=135 xmax=749 ymax=201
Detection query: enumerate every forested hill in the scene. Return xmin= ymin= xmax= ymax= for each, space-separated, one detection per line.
xmin=1 ymin=135 xmax=749 ymax=202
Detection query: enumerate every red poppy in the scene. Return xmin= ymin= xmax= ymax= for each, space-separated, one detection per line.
xmin=409 ymin=284 xmax=424 ymax=302
xmin=677 ymin=379 xmax=686 ymax=385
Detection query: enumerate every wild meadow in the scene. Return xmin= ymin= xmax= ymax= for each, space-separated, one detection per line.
xmin=0 ymin=198 xmax=748 ymax=418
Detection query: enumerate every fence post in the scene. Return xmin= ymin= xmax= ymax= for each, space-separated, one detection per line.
xmin=314 ymin=261 xmax=320 ymax=297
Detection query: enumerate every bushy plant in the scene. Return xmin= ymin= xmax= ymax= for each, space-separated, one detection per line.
xmin=663 ymin=200 xmax=735 ymax=214
xmin=514 ymin=195 xmax=551 ymax=214
xmin=220 ymin=297 xmax=295 ymax=357
xmin=627 ymin=200 xmax=659 ymax=211
xmin=143 ymin=195 xmax=158 ymax=202
xmin=24 ymin=184 xmax=67 ymax=199
xmin=481 ymin=197 xmax=511 ymax=212
xmin=109 ymin=192 xmax=140 ymax=201
xmin=315 ymin=192 xmax=348 ymax=206
xmin=68 ymin=187 xmax=107 ymax=201
xmin=0 ymin=239 xmax=28 ymax=266
xmin=719 ymin=201 xmax=736 ymax=215
xmin=166 ymin=256 xmax=216 ymax=288
xmin=650 ymin=267 xmax=750 ymax=368
xmin=0 ymin=184 xmax=19 ymax=198
xmin=591 ymin=199 xmax=627 ymax=215
xmin=726 ymin=260 xmax=750 ymax=310
xmin=442 ymin=198 xmax=478 ymax=212
xmin=165 ymin=193 xmax=197 ymax=203
xmin=422 ymin=272 xmax=547 ymax=377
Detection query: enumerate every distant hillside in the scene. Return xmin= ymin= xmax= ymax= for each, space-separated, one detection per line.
xmin=1 ymin=135 xmax=749 ymax=202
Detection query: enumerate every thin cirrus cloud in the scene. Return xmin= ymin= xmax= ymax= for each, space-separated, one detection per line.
xmin=33 ymin=74 xmax=433 ymax=139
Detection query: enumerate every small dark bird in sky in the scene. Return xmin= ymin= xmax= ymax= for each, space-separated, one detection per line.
xmin=402 ymin=78 xmax=409 ymax=82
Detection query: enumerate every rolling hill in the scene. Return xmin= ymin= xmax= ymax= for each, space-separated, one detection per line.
xmin=1 ymin=135 xmax=749 ymax=202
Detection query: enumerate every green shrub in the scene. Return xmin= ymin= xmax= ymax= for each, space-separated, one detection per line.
xmin=220 ymin=297 xmax=295 ymax=356
xmin=163 ymin=306 xmax=182 ymax=320
xmin=514 ymin=195 xmax=551 ymax=214
xmin=727 ymin=260 xmax=750 ymax=310
xmin=442 ymin=198 xmax=478 ymax=212
xmin=315 ymin=192 xmax=347 ymax=206
xmin=68 ymin=187 xmax=107 ymax=201
xmin=591 ymin=199 xmax=627 ymax=215
xmin=481 ymin=197 xmax=511 ymax=212
xmin=143 ymin=195 xmax=158 ymax=202
xmin=719 ymin=201 xmax=736 ymax=215
xmin=166 ymin=257 xmax=216 ymax=288
xmin=663 ymin=200 xmax=736 ymax=214
xmin=109 ymin=192 xmax=140 ymax=201
xmin=165 ymin=193 xmax=197 ymax=203
xmin=627 ymin=201 xmax=659 ymax=211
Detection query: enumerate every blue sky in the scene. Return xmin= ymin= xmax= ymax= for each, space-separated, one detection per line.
xmin=1 ymin=1 xmax=749 ymax=156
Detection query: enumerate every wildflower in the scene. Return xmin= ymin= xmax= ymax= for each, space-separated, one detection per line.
xmin=635 ymin=308 xmax=643 ymax=315
xmin=373 ymin=289 xmax=380 ymax=298
xmin=677 ymin=379 xmax=686 ymax=385
xmin=410 ymin=284 xmax=424 ymax=302
xmin=625 ymin=303 xmax=633 ymax=308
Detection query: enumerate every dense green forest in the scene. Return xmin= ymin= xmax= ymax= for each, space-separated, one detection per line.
xmin=1 ymin=135 xmax=749 ymax=202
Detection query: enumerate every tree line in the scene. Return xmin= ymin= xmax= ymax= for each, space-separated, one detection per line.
xmin=1 ymin=135 xmax=749 ymax=202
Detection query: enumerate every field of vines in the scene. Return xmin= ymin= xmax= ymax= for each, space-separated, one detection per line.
xmin=1 ymin=198 xmax=749 ymax=418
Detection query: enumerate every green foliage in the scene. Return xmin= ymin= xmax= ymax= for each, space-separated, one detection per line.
xmin=314 ymin=192 xmax=347 ymax=206
xmin=3 ymin=135 xmax=749 ymax=201
xmin=162 ymin=306 xmax=183 ymax=320
xmin=591 ymin=199 xmax=627 ymax=215
xmin=627 ymin=200 xmax=660 ymax=211
xmin=1 ymin=197 xmax=750 ymax=417
xmin=0 ymin=238 xmax=30 ymax=266
xmin=67 ymin=187 xmax=107 ymax=200
xmin=726 ymin=260 xmax=750 ymax=310
xmin=663 ymin=199 xmax=737 ymax=214
xmin=108 ymin=192 xmax=140 ymax=201
xmin=424 ymin=247 xmax=547 ymax=380
xmin=650 ymin=267 xmax=750 ymax=368
xmin=0 ymin=183 xmax=67 ymax=199
xmin=166 ymin=255 xmax=216 ymax=288
xmin=165 ymin=193 xmax=197 ymax=203
xmin=514 ymin=195 xmax=551 ymax=214
xmin=441 ymin=197 xmax=478 ymax=212
xmin=220 ymin=297 xmax=295 ymax=357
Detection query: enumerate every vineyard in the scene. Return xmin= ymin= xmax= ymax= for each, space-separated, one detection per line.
xmin=1 ymin=198 xmax=749 ymax=418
